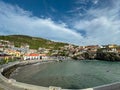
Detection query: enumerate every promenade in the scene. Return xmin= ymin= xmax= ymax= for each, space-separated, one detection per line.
xmin=0 ymin=59 xmax=61 ymax=90
xmin=0 ymin=61 xmax=33 ymax=90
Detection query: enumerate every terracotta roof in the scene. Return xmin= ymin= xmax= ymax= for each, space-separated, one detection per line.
xmin=24 ymin=53 xmax=46 ymax=56
xmin=30 ymin=53 xmax=39 ymax=56
xmin=39 ymin=54 xmax=46 ymax=56
xmin=0 ymin=46 xmax=4 ymax=48
xmin=25 ymin=53 xmax=39 ymax=56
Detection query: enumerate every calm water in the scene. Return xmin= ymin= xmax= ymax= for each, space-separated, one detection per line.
xmin=10 ymin=60 xmax=120 ymax=89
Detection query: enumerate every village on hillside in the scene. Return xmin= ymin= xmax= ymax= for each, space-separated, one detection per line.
xmin=0 ymin=39 xmax=120 ymax=64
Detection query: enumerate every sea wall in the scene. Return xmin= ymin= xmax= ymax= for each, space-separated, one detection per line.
xmin=0 ymin=60 xmax=120 ymax=90
xmin=0 ymin=60 xmax=63 ymax=90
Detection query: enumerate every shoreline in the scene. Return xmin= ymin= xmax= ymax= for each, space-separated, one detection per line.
xmin=0 ymin=59 xmax=102 ymax=78
xmin=2 ymin=59 xmax=61 ymax=78
xmin=0 ymin=59 xmax=120 ymax=90
xmin=0 ymin=59 xmax=62 ymax=90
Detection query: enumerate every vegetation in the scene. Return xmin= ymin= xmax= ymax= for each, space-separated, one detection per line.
xmin=0 ymin=58 xmax=17 ymax=65
xmin=72 ymin=52 xmax=96 ymax=60
xmin=0 ymin=87 xmax=4 ymax=90
xmin=71 ymin=48 xmax=120 ymax=61
xmin=96 ymin=52 xmax=120 ymax=61
xmin=1 ymin=35 xmax=120 ymax=61
xmin=0 ymin=35 xmax=68 ymax=49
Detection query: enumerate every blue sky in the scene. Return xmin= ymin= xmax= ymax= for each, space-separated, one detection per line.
xmin=0 ymin=0 xmax=120 ymax=45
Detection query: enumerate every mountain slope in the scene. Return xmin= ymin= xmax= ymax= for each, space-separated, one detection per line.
xmin=0 ymin=35 xmax=68 ymax=49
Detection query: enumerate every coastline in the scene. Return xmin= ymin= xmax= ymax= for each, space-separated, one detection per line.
xmin=0 ymin=60 xmax=120 ymax=90
xmin=0 ymin=59 xmax=61 ymax=90
xmin=1 ymin=59 xmax=109 ymax=79
xmin=2 ymin=59 xmax=61 ymax=78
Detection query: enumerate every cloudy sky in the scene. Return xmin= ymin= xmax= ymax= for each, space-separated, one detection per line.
xmin=0 ymin=0 xmax=120 ymax=45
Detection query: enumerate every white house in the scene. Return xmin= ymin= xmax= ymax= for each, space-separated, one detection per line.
xmin=23 ymin=53 xmax=48 ymax=60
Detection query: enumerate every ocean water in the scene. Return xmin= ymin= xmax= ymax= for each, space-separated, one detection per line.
xmin=10 ymin=60 xmax=120 ymax=89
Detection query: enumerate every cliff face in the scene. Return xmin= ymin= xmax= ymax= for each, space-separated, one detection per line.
xmin=72 ymin=52 xmax=96 ymax=60
xmin=96 ymin=52 xmax=120 ymax=61
xmin=72 ymin=52 xmax=120 ymax=61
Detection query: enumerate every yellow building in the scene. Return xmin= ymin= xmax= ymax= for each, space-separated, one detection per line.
xmin=108 ymin=44 xmax=117 ymax=48
xmin=6 ymin=50 xmax=21 ymax=57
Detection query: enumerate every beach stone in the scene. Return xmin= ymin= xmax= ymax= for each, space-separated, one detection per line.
xmin=49 ymin=86 xmax=61 ymax=90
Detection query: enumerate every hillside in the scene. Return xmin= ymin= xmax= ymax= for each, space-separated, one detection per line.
xmin=0 ymin=35 xmax=68 ymax=49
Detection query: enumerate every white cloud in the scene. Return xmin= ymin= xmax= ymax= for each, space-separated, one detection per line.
xmin=0 ymin=1 xmax=84 ymax=45
xmin=73 ymin=0 xmax=120 ymax=45
xmin=93 ymin=0 xmax=99 ymax=4
xmin=1 ymin=0 xmax=120 ymax=45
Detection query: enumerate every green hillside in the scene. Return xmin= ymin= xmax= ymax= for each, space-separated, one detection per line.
xmin=0 ymin=35 xmax=68 ymax=49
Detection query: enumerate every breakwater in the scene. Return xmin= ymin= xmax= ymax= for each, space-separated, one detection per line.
xmin=0 ymin=60 xmax=120 ymax=90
